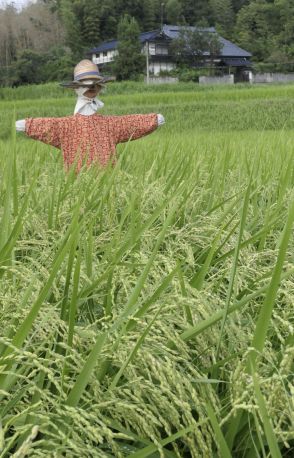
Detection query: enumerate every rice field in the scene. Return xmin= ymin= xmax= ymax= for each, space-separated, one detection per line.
xmin=0 ymin=82 xmax=293 ymax=457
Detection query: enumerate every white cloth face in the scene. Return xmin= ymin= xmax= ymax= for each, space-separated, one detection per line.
xmin=74 ymin=79 xmax=102 ymax=97
xmin=74 ymin=79 xmax=104 ymax=116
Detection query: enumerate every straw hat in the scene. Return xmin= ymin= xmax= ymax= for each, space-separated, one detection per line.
xmin=60 ymin=59 xmax=115 ymax=88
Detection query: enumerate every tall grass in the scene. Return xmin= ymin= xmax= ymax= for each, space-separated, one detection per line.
xmin=0 ymin=83 xmax=293 ymax=457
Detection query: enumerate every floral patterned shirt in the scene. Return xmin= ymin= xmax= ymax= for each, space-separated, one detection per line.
xmin=25 ymin=113 xmax=158 ymax=171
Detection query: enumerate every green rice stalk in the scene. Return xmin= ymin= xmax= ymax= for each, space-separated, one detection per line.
xmin=127 ymin=421 xmax=207 ymax=458
xmin=205 ymin=401 xmax=232 ymax=458
xmin=215 ymin=178 xmax=252 ymax=360
xmin=178 ymin=267 xmax=294 ymax=344
xmin=109 ymin=303 xmax=164 ymax=390
xmin=249 ymin=197 xmax=294 ymax=366
xmin=251 ymin=364 xmax=282 ymax=458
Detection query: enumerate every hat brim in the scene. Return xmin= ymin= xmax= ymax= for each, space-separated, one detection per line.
xmin=60 ymin=76 xmax=115 ymax=89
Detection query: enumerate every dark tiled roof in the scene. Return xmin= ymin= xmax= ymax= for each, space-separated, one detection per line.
xmin=219 ymin=37 xmax=251 ymax=58
xmin=90 ymin=30 xmax=160 ymax=53
xmin=91 ymin=39 xmax=118 ymax=53
xmin=162 ymin=25 xmax=251 ymax=57
xmin=162 ymin=24 xmax=216 ymax=39
xmin=139 ymin=30 xmax=161 ymax=42
xmin=90 ymin=25 xmax=251 ymax=58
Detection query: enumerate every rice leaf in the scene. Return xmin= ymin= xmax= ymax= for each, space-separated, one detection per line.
xmin=251 ymin=365 xmax=282 ymax=458
xmin=205 ymin=401 xmax=232 ymax=458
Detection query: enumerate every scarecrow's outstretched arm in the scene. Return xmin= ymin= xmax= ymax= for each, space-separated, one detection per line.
xmin=113 ymin=113 xmax=164 ymax=144
xmin=16 ymin=117 xmax=61 ymax=149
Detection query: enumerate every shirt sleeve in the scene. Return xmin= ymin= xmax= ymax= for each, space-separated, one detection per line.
xmin=112 ymin=113 xmax=158 ymax=144
xmin=25 ymin=117 xmax=61 ymax=149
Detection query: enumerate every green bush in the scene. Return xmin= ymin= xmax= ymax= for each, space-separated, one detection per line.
xmin=0 ymin=47 xmax=75 ymax=87
xmin=253 ymin=61 xmax=294 ymax=73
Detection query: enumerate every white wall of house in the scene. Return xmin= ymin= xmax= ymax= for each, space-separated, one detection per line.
xmin=92 ymin=43 xmax=174 ymax=75
xmin=149 ymin=62 xmax=175 ymax=75
xmin=142 ymin=42 xmax=169 ymax=56
xmin=92 ymin=50 xmax=118 ymax=65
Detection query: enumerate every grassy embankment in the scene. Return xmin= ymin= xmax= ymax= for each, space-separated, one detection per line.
xmin=0 ymin=82 xmax=293 ymax=457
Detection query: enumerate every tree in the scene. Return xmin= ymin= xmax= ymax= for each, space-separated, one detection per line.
xmin=210 ymin=0 xmax=235 ymax=37
xmin=13 ymin=49 xmax=46 ymax=84
xmin=0 ymin=1 xmax=65 ymax=67
xmin=21 ymin=1 xmax=65 ymax=51
xmin=82 ymin=0 xmax=101 ymax=48
xmin=166 ymin=0 xmax=183 ymax=25
xmin=60 ymin=0 xmax=83 ymax=56
xmin=41 ymin=46 xmax=75 ymax=81
xmin=171 ymin=26 xmax=223 ymax=67
xmin=273 ymin=0 xmax=294 ymax=61
xmin=141 ymin=0 xmax=157 ymax=30
xmin=181 ymin=0 xmax=214 ymax=25
xmin=231 ymin=0 xmax=250 ymax=13
xmin=10 ymin=46 xmax=74 ymax=86
xmin=114 ymin=15 xmax=145 ymax=80
xmin=0 ymin=4 xmax=17 ymax=67
xmin=234 ymin=0 xmax=275 ymax=61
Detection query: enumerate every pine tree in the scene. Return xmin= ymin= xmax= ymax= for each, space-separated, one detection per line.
xmin=231 ymin=0 xmax=250 ymax=13
xmin=116 ymin=0 xmax=142 ymax=20
xmin=99 ymin=0 xmax=118 ymax=40
xmin=142 ymin=0 xmax=157 ymax=31
xmin=210 ymin=0 xmax=235 ymax=37
xmin=82 ymin=0 xmax=101 ymax=47
xmin=181 ymin=0 xmax=214 ymax=25
xmin=166 ymin=0 xmax=183 ymax=25
xmin=60 ymin=0 xmax=82 ymax=56
xmin=114 ymin=15 xmax=145 ymax=80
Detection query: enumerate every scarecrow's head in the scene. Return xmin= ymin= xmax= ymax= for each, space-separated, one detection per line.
xmin=60 ymin=59 xmax=115 ymax=98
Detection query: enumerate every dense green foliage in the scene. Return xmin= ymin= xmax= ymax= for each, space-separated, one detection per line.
xmin=171 ymin=27 xmax=223 ymax=67
xmin=0 ymin=83 xmax=293 ymax=456
xmin=48 ymin=0 xmax=294 ymax=66
xmin=1 ymin=0 xmax=294 ymax=86
xmin=10 ymin=47 xmax=75 ymax=86
xmin=114 ymin=16 xmax=145 ymax=81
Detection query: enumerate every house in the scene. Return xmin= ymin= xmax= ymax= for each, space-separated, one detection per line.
xmin=89 ymin=25 xmax=252 ymax=80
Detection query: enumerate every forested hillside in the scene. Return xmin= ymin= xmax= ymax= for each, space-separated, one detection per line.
xmin=0 ymin=0 xmax=293 ymax=85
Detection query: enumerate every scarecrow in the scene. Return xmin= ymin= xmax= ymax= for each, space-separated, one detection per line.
xmin=16 ymin=60 xmax=165 ymax=171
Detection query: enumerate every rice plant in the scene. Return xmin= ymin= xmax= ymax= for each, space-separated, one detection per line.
xmin=0 ymin=83 xmax=293 ymax=457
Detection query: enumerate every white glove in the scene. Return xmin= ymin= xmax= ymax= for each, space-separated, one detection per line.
xmin=16 ymin=120 xmax=26 ymax=132
xmin=157 ymin=114 xmax=165 ymax=126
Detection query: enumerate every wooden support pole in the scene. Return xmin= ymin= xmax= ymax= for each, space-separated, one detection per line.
xmin=146 ymin=41 xmax=150 ymax=84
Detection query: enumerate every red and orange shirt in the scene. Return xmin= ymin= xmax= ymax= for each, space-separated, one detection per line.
xmin=25 ymin=113 xmax=158 ymax=170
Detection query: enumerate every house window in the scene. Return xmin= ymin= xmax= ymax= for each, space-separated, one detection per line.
xmin=103 ymin=51 xmax=108 ymax=57
xmin=149 ymin=43 xmax=156 ymax=55
xmin=156 ymin=45 xmax=168 ymax=55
